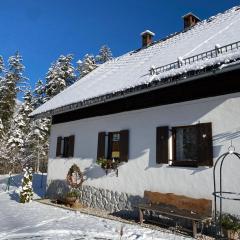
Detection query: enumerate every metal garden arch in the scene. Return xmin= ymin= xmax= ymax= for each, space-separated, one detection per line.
xmin=213 ymin=144 xmax=240 ymax=237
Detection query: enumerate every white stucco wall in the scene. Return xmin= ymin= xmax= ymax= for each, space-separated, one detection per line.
xmin=47 ymin=92 xmax=240 ymax=215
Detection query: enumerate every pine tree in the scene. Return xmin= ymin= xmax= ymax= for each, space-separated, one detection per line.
xmin=77 ymin=54 xmax=98 ymax=79
xmin=32 ymin=79 xmax=51 ymax=172
xmin=0 ymin=55 xmax=5 ymax=108
xmin=8 ymin=90 xmax=34 ymax=169
xmin=0 ymin=118 xmax=3 ymax=138
xmin=0 ymin=118 xmax=8 ymax=168
xmin=32 ymin=79 xmax=46 ymax=109
xmin=0 ymin=52 xmax=26 ymax=132
xmin=19 ymin=167 xmax=33 ymax=203
xmin=96 ymin=45 xmax=113 ymax=64
xmin=0 ymin=56 xmax=4 ymax=72
xmin=45 ymin=54 xmax=76 ymax=99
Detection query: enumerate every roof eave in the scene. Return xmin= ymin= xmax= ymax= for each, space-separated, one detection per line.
xmin=30 ymin=61 xmax=240 ymax=120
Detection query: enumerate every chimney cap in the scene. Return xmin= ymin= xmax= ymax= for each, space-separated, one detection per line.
xmin=182 ymin=12 xmax=200 ymax=21
xmin=140 ymin=30 xmax=155 ymax=37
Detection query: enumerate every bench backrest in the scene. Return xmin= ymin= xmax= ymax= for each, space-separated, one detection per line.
xmin=144 ymin=191 xmax=212 ymax=217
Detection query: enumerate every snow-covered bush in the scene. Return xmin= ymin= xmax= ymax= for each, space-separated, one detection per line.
xmin=20 ymin=167 xmax=33 ymax=203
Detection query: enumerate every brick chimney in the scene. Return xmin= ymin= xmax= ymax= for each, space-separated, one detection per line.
xmin=182 ymin=13 xmax=200 ymax=30
xmin=141 ymin=30 xmax=155 ymax=47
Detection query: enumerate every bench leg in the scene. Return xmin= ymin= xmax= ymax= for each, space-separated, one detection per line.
xmin=139 ymin=209 xmax=144 ymax=225
xmin=192 ymin=220 xmax=197 ymax=238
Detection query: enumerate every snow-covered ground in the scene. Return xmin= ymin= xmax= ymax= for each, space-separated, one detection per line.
xmin=0 ymin=174 xmax=192 ymax=240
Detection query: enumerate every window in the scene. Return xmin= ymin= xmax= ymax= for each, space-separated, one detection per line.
xmin=97 ymin=130 xmax=129 ymax=162
xmin=172 ymin=123 xmax=213 ymax=167
xmin=56 ymin=135 xmax=75 ymax=158
xmin=156 ymin=123 xmax=213 ymax=167
xmin=108 ymin=132 xmax=120 ymax=160
xmin=173 ymin=125 xmax=198 ymax=167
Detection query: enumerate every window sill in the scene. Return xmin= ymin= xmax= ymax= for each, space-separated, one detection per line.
xmin=171 ymin=160 xmax=198 ymax=168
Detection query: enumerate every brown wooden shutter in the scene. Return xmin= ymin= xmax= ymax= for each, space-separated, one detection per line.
xmin=107 ymin=132 xmax=113 ymax=159
xmin=97 ymin=132 xmax=106 ymax=159
xmin=156 ymin=126 xmax=169 ymax=164
xmin=68 ymin=135 xmax=75 ymax=157
xmin=120 ymin=130 xmax=129 ymax=162
xmin=63 ymin=137 xmax=69 ymax=158
xmin=198 ymin=123 xmax=213 ymax=167
xmin=56 ymin=137 xmax=62 ymax=157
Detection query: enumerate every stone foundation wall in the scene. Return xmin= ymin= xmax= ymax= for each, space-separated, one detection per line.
xmin=78 ymin=185 xmax=146 ymax=215
xmin=46 ymin=180 xmax=146 ymax=218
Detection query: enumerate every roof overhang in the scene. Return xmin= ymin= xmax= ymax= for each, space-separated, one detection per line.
xmin=30 ymin=60 xmax=240 ymax=120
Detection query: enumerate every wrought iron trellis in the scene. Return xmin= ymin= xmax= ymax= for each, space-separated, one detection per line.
xmin=213 ymin=144 xmax=240 ymax=237
xmin=151 ymin=40 xmax=240 ymax=75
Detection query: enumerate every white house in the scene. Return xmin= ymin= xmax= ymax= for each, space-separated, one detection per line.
xmin=31 ymin=6 xmax=240 ymax=216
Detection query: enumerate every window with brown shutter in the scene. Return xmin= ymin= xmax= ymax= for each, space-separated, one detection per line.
xmin=97 ymin=130 xmax=129 ymax=162
xmin=56 ymin=135 xmax=75 ymax=158
xmin=63 ymin=137 xmax=69 ymax=157
xmin=156 ymin=126 xmax=169 ymax=164
xmin=119 ymin=130 xmax=129 ymax=162
xmin=68 ymin=135 xmax=75 ymax=157
xmin=172 ymin=123 xmax=213 ymax=167
xmin=56 ymin=137 xmax=62 ymax=157
xmin=198 ymin=123 xmax=213 ymax=167
xmin=97 ymin=132 xmax=106 ymax=160
xmin=107 ymin=132 xmax=114 ymax=159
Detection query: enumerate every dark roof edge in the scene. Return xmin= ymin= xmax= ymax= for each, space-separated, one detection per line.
xmin=31 ymin=60 xmax=240 ymax=120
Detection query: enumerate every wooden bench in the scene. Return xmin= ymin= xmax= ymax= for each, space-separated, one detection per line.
xmin=138 ymin=191 xmax=212 ymax=237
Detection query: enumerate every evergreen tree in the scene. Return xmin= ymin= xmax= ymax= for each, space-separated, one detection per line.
xmin=19 ymin=167 xmax=33 ymax=203
xmin=45 ymin=54 xmax=76 ymax=99
xmin=96 ymin=45 xmax=113 ymax=64
xmin=0 ymin=56 xmax=4 ymax=72
xmin=0 ymin=118 xmax=7 ymax=164
xmin=0 ymin=56 xmax=5 ymax=106
xmin=0 ymin=118 xmax=3 ymax=138
xmin=32 ymin=79 xmax=51 ymax=172
xmin=0 ymin=52 xmax=26 ymax=132
xmin=32 ymin=79 xmax=46 ymax=109
xmin=8 ymin=90 xmax=34 ymax=168
xmin=77 ymin=54 xmax=97 ymax=79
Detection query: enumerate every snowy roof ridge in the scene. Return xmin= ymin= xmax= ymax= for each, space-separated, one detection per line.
xmin=31 ymin=5 xmax=240 ymax=118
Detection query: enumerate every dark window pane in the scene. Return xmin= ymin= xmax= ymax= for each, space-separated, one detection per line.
xmin=176 ymin=126 xmax=198 ymax=161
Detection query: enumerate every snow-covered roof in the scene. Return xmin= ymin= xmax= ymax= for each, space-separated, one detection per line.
xmin=31 ymin=6 xmax=240 ymax=118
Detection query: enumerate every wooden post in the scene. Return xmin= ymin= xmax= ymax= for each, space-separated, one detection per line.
xmin=139 ymin=208 xmax=144 ymax=225
xmin=192 ymin=220 xmax=197 ymax=238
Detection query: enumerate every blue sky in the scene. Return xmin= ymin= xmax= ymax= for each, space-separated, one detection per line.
xmin=0 ymin=0 xmax=239 ymax=96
